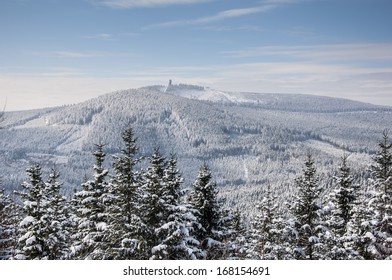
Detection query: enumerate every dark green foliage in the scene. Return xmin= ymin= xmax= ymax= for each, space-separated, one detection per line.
xmin=0 ymin=188 xmax=20 ymax=259
xmin=326 ymin=155 xmax=358 ymax=259
xmin=44 ymin=168 xmax=70 ymax=259
xmin=291 ymin=154 xmax=325 ymax=260
xmin=106 ymin=127 xmax=148 ymax=260
xmin=188 ymin=163 xmax=227 ymax=259
xmin=369 ymin=130 xmax=392 ymax=258
xmin=15 ymin=164 xmax=47 ymax=259
xmin=71 ymin=143 xmax=109 ymax=259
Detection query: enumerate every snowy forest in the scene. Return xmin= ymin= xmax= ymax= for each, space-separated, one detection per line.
xmin=1 ymin=126 xmax=391 ymax=260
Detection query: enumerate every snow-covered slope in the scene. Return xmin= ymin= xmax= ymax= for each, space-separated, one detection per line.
xmin=1 ymin=84 xmax=391 ymax=214
xmin=159 ymin=83 xmax=388 ymax=112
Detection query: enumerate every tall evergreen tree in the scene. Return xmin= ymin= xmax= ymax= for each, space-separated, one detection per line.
xmin=0 ymin=188 xmax=20 ymax=259
xmin=251 ymin=185 xmax=289 ymax=259
xmin=106 ymin=127 xmax=147 ymax=260
xmin=345 ymin=187 xmax=373 ymax=259
xmin=188 ymin=163 xmax=224 ymax=259
xmin=140 ymin=148 xmax=167 ymax=258
xmin=70 ymin=143 xmax=109 ymax=259
xmin=252 ymin=185 xmax=275 ymax=259
xmin=290 ymin=154 xmax=325 ymax=259
xmin=224 ymin=208 xmax=253 ymax=260
xmin=326 ymin=155 xmax=358 ymax=259
xmin=14 ymin=164 xmax=48 ymax=259
xmin=368 ymin=130 xmax=392 ymax=259
xmin=152 ymin=154 xmax=201 ymax=260
xmin=44 ymin=168 xmax=70 ymax=259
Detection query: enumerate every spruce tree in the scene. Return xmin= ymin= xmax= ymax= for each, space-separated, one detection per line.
xmin=326 ymin=155 xmax=357 ymax=259
xmin=369 ymin=130 xmax=392 ymax=259
xmin=140 ymin=148 xmax=167 ymax=259
xmin=290 ymin=154 xmax=325 ymax=259
xmin=188 ymin=163 xmax=223 ymax=259
xmin=252 ymin=185 xmax=275 ymax=259
xmin=44 ymin=168 xmax=70 ymax=259
xmin=251 ymin=185 xmax=289 ymax=259
xmin=152 ymin=154 xmax=201 ymax=260
xmin=345 ymin=188 xmax=373 ymax=259
xmin=14 ymin=164 xmax=48 ymax=259
xmin=224 ymin=208 xmax=252 ymax=260
xmin=0 ymin=188 xmax=20 ymax=259
xmin=106 ymin=127 xmax=147 ymax=260
xmin=71 ymin=143 xmax=109 ymax=259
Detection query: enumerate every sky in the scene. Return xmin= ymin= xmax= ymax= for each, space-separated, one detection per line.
xmin=1 ymin=0 xmax=392 ymax=111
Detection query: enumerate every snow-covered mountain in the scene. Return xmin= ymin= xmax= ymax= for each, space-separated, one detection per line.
xmin=1 ymin=84 xmax=391 ymax=214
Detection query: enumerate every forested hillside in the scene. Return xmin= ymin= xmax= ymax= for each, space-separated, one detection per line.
xmin=1 ymin=126 xmax=391 ymax=260
xmin=0 ymin=85 xmax=391 ymax=259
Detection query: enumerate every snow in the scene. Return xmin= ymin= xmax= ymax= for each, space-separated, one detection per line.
xmin=203 ymin=237 xmax=222 ymax=248
xmin=19 ymin=216 xmax=36 ymax=227
xmin=151 ymin=244 xmax=167 ymax=254
xmin=308 ymin=236 xmax=319 ymax=244
xmin=96 ymin=222 xmax=107 ymax=231
xmin=26 ymin=235 xmax=37 ymax=246
xmin=243 ymin=159 xmax=249 ymax=181
xmin=163 ymin=84 xmax=252 ymax=104
xmin=13 ymin=116 xmax=48 ymax=129
xmin=159 ymin=221 xmax=175 ymax=230
xmin=81 ymin=197 xmax=96 ymax=204
xmin=364 ymin=232 xmax=376 ymax=243
xmin=1 ymin=82 xmax=392 ymax=222
xmin=305 ymin=140 xmax=347 ymax=158
xmin=19 ymin=231 xmax=32 ymax=243
xmin=23 ymin=201 xmax=37 ymax=208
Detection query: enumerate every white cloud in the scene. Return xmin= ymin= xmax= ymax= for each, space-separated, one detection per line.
xmin=50 ymin=51 xmax=134 ymax=58
xmin=222 ymin=43 xmax=392 ymax=62
xmin=193 ymin=5 xmax=276 ymax=24
xmin=53 ymin=51 xmax=103 ymax=58
xmin=145 ymin=5 xmax=276 ymax=29
xmin=96 ymin=0 xmax=210 ymax=8
xmin=82 ymin=33 xmax=113 ymax=40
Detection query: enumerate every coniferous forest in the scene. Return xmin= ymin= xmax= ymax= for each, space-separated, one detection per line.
xmin=0 ymin=126 xmax=391 ymax=260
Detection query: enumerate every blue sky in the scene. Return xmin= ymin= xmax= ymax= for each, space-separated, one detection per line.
xmin=1 ymin=0 xmax=392 ymax=110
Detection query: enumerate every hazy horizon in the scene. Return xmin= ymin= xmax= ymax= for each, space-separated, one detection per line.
xmin=1 ymin=0 xmax=392 ymax=111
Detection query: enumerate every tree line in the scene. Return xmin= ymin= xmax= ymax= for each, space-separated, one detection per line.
xmin=0 ymin=128 xmax=391 ymax=260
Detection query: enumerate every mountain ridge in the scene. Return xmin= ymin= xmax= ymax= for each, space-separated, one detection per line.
xmin=1 ymin=84 xmax=391 ymax=214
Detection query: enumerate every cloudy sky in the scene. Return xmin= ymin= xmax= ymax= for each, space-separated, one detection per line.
xmin=1 ymin=0 xmax=392 ymax=111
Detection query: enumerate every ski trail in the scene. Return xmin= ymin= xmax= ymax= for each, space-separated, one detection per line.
xmin=243 ymin=159 xmax=249 ymax=181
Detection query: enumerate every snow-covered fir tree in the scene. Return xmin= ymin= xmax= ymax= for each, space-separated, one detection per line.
xmin=250 ymin=184 xmax=290 ymax=259
xmin=325 ymin=155 xmax=358 ymax=259
xmin=251 ymin=185 xmax=276 ymax=259
xmin=344 ymin=186 xmax=373 ymax=259
xmin=140 ymin=148 xmax=167 ymax=259
xmin=0 ymin=188 xmax=20 ymax=259
xmin=367 ymin=130 xmax=392 ymax=259
xmin=106 ymin=127 xmax=147 ymax=260
xmin=223 ymin=208 xmax=252 ymax=259
xmin=44 ymin=168 xmax=70 ymax=259
xmin=14 ymin=164 xmax=48 ymax=259
xmin=70 ymin=143 xmax=110 ymax=259
xmin=289 ymin=154 xmax=326 ymax=259
xmin=188 ymin=163 xmax=225 ymax=259
xmin=152 ymin=154 xmax=201 ymax=260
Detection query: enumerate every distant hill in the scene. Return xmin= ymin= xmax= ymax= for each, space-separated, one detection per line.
xmin=1 ymin=84 xmax=391 ymax=214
